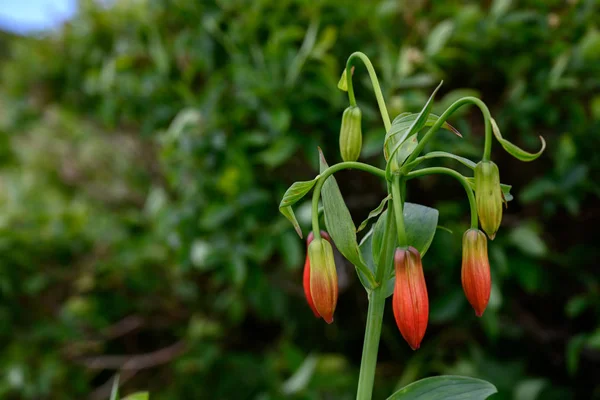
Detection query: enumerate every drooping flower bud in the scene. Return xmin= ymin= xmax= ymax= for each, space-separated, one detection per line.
xmin=303 ymin=231 xmax=331 ymax=319
xmin=461 ymin=229 xmax=491 ymax=317
xmin=339 ymin=106 xmax=363 ymax=162
xmin=392 ymin=246 xmax=428 ymax=350
xmin=474 ymin=161 xmax=503 ymax=239
xmin=307 ymin=234 xmax=338 ymax=324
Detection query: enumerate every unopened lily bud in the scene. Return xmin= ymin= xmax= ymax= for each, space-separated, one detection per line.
xmin=393 ymin=246 xmax=428 ymax=350
xmin=339 ymin=106 xmax=362 ymax=162
xmin=308 ymin=235 xmax=338 ymax=324
xmin=303 ymin=231 xmax=331 ymax=319
xmin=474 ymin=161 xmax=503 ymax=239
xmin=461 ymin=229 xmax=491 ymax=317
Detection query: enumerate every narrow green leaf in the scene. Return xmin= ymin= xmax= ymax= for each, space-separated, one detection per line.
xmin=358 ymin=227 xmax=376 ymax=293
xmin=110 ymin=375 xmax=120 ymax=400
xmin=279 ymin=178 xmax=318 ymax=238
xmin=492 ymin=118 xmax=546 ymax=161
xmin=387 ymin=81 xmax=444 ymax=163
xmin=318 ymin=148 xmax=373 ymax=289
xmin=419 ymin=151 xmax=477 ymax=169
xmin=384 ymin=111 xmax=460 ymax=161
xmin=357 ymin=195 xmax=391 ymax=233
xmin=280 ymin=206 xmax=303 ymax=239
xmin=337 ymin=68 xmax=348 ymax=91
xmin=123 ymin=393 xmax=149 ymax=400
xmin=386 ymin=375 xmax=497 ymax=400
xmin=466 ymin=178 xmax=513 ymax=202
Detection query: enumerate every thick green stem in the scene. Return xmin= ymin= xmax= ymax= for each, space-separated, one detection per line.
xmin=356 ymin=284 xmax=386 ymax=400
xmin=356 ymin=202 xmax=396 ymax=399
xmin=345 ymin=51 xmax=391 ymax=132
xmin=406 ymin=167 xmax=478 ymax=229
xmin=391 ymin=176 xmax=409 ymax=247
xmin=405 ymin=96 xmax=493 ymax=165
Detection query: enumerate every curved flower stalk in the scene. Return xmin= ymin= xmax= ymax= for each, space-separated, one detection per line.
xmin=276 ymin=51 xmax=544 ymax=400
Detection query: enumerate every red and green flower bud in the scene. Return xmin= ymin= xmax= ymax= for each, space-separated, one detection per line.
xmin=461 ymin=229 xmax=491 ymax=317
xmin=307 ymin=234 xmax=338 ymax=324
xmin=393 ymin=246 xmax=429 ymax=350
xmin=339 ymin=106 xmax=363 ymax=162
xmin=303 ymin=231 xmax=331 ymax=319
xmin=474 ymin=161 xmax=503 ymax=239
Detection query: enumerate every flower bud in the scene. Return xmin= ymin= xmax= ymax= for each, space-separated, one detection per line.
xmin=307 ymin=234 xmax=338 ymax=324
xmin=303 ymin=231 xmax=331 ymax=319
xmin=474 ymin=161 xmax=503 ymax=239
xmin=461 ymin=229 xmax=491 ymax=317
xmin=393 ymin=246 xmax=428 ymax=350
xmin=339 ymin=106 xmax=363 ymax=162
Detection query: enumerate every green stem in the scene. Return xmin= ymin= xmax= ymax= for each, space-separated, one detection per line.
xmin=356 ymin=284 xmax=386 ymax=400
xmin=345 ymin=51 xmax=392 ymax=132
xmin=391 ymin=176 xmax=408 ymax=247
xmin=356 ymin=202 xmax=396 ymax=400
xmin=405 ymin=96 xmax=493 ymax=165
xmin=310 ymin=161 xmax=385 ymax=285
xmin=406 ymin=167 xmax=478 ymax=229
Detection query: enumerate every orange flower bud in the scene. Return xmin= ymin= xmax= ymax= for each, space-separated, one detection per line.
xmin=303 ymin=231 xmax=330 ymax=319
xmin=461 ymin=229 xmax=491 ymax=317
xmin=307 ymin=233 xmax=338 ymax=324
xmin=392 ymin=246 xmax=428 ymax=350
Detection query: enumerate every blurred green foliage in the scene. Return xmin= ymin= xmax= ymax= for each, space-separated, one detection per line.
xmin=0 ymin=0 xmax=599 ymax=399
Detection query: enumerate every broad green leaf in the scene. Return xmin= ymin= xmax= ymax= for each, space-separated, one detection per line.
xmin=404 ymin=202 xmax=439 ymax=257
xmin=492 ymin=118 xmax=545 ymax=161
xmin=386 ymin=81 xmax=444 ymax=164
xmin=318 ymin=149 xmax=372 ymax=288
xmin=279 ymin=178 xmax=318 ymax=238
xmin=386 ymin=375 xmax=497 ymax=400
xmin=110 ymin=375 xmax=120 ymax=400
xmin=384 ymin=112 xmax=460 ymax=161
xmin=391 ymin=134 xmax=419 ymax=169
xmin=123 ymin=393 xmax=149 ymax=400
xmin=466 ymin=178 xmax=513 ymax=202
xmin=418 ymin=151 xmax=476 ymax=169
xmin=357 ymin=195 xmax=391 ymax=233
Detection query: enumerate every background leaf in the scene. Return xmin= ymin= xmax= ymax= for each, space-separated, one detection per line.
xmin=386 ymin=375 xmax=497 ymax=400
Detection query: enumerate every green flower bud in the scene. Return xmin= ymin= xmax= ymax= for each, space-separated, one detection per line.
xmin=339 ymin=106 xmax=362 ymax=162
xmin=474 ymin=161 xmax=503 ymax=239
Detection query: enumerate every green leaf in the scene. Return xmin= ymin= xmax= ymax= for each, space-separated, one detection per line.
xmin=318 ymin=149 xmax=373 ymax=288
xmin=358 ymin=227 xmax=376 ymax=293
xmin=110 ymin=375 xmax=120 ymax=400
xmin=404 ymin=202 xmax=439 ymax=257
xmin=279 ymin=178 xmax=318 ymax=238
xmin=337 ymin=68 xmax=348 ymax=91
xmin=386 ymin=81 xmax=444 ymax=164
xmin=491 ymin=118 xmax=545 ymax=162
xmin=418 ymin=151 xmax=477 ymax=169
xmin=357 ymin=195 xmax=391 ymax=233
xmin=123 ymin=393 xmax=149 ymax=400
xmin=386 ymin=375 xmax=497 ymax=400
xmin=384 ymin=110 xmax=460 ymax=161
